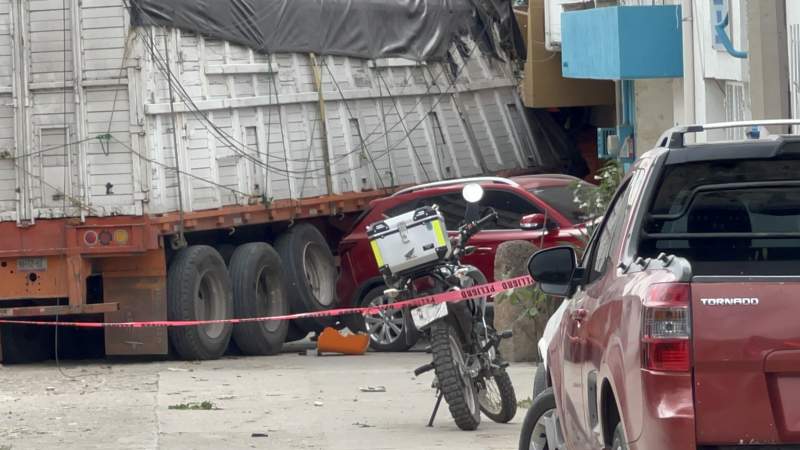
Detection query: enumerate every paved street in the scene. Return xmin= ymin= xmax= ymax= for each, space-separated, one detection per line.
xmin=0 ymin=345 xmax=535 ymax=450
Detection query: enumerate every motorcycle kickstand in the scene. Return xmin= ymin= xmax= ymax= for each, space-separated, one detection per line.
xmin=427 ymin=390 xmax=444 ymax=427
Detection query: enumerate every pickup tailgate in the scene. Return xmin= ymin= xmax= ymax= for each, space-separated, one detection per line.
xmin=692 ymin=279 xmax=800 ymax=444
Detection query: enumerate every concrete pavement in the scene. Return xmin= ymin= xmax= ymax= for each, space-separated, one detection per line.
xmin=0 ymin=347 xmax=536 ymax=449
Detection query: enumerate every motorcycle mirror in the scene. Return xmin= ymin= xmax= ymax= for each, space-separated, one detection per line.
xmin=462 ymin=183 xmax=484 ymax=204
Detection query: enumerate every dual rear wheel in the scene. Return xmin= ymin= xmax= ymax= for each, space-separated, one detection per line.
xmin=166 ymin=225 xmax=338 ymax=359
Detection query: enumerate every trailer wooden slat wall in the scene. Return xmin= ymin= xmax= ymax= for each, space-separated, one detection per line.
xmin=0 ymin=0 xmax=536 ymax=223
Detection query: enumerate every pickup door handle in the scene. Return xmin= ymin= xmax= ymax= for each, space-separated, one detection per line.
xmin=570 ymin=308 xmax=588 ymax=322
xmin=475 ymin=247 xmax=493 ymax=253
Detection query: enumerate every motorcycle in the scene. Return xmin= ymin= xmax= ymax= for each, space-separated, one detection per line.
xmin=368 ymin=183 xmax=517 ymax=431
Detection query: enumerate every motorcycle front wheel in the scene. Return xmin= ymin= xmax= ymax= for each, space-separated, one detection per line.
xmin=478 ymin=368 xmax=517 ymax=423
xmin=430 ymin=320 xmax=481 ymax=431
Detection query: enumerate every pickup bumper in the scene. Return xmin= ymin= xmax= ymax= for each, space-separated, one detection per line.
xmin=630 ymin=370 xmax=696 ymax=450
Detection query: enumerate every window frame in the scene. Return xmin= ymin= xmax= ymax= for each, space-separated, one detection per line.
xmin=581 ymin=179 xmax=632 ymax=285
xmin=480 ymin=188 xmax=544 ymax=231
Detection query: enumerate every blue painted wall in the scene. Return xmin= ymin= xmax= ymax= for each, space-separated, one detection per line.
xmin=561 ymin=6 xmax=683 ymax=80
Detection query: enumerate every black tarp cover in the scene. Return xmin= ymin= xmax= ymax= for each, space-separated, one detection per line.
xmin=130 ymin=0 xmax=519 ymax=62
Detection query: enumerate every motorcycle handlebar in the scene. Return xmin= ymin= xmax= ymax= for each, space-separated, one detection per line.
xmin=456 ymin=209 xmax=498 ymax=245
xmin=475 ymin=210 xmax=498 ymax=227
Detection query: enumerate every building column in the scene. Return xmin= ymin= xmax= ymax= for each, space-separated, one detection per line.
xmin=747 ymin=0 xmax=790 ymax=131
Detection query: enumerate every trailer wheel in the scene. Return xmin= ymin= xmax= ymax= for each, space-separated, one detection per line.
xmin=275 ymin=224 xmax=337 ymax=333
xmin=230 ymin=243 xmax=289 ymax=355
xmin=284 ymin=322 xmax=309 ymax=343
xmin=167 ymin=245 xmax=233 ymax=360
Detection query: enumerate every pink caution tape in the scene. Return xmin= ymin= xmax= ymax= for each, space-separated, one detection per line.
xmin=0 ymin=275 xmax=534 ymax=329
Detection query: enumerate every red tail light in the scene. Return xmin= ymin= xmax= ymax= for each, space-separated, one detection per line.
xmin=642 ymin=283 xmax=691 ymax=372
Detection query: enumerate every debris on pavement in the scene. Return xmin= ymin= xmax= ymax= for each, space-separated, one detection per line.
xmin=168 ymin=401 xmax=220 ymax=411
xmin=359 ymin=386 xmax=387 ymax=393
xmin=317 ymin=327 xmax=369 ymax=355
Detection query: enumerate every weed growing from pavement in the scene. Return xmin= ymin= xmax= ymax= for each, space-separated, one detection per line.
xmin=168 ymin=401 xmax=219 ymax=410
xmin=517 ymin=398 xmax=533 ymax=409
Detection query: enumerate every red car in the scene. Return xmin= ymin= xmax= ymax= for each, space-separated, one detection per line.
xmin=521 ymin=121 xmax=800 ymax=450
xmin=337 ymin=175 xmax=595 ymax=351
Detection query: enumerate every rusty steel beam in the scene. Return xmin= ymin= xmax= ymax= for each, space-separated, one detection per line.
xmin=0 ymin=302 xmax=119 ymax=319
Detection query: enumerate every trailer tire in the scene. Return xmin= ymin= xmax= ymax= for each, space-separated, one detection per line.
xmin=284 ymin=322 xmax=309 ymax=342
xmin=230 ymin=243 xmax=289 ymax=355
xmin=167 ymin=245 xmax=233 ymax=360
xmin=275 ymin=224 xmax=337 ymax=333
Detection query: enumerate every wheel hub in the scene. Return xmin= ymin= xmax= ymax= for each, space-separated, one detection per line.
xmin=364 ymin=294 xmax=404 ymax=346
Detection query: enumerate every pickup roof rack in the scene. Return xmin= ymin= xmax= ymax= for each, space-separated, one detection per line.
xmin=658 ymin=119 xmax=800 ymax=149
xmin=392 ymin=177 xmax=520 ymax=197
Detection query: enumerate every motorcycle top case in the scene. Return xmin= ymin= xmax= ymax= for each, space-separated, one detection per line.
xmin=366 ymin=206 xmax=451 ymax=277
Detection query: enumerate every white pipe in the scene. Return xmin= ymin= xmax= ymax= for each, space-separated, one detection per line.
xmin=682 ymin=0 xmax=695 ymax=127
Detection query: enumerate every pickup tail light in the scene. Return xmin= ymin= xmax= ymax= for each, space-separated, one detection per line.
xmin=642 ymin=283 xmax=691 ymax=372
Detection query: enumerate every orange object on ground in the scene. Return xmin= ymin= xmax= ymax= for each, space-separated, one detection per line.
xmin=317 ymin=327 xmax=369 ymax=355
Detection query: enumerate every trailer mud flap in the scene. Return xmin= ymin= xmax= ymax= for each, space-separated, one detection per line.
xmin=103 ymin=275 xmax=168 ymax=356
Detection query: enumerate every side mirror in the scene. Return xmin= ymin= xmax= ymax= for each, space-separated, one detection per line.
xmin=520 ymin=213 xmax=546 ymax=230
xmin=527 ymin=246 xmax=581 ymax=297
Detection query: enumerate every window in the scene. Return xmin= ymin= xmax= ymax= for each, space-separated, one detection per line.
xmin=641 ymin=157 xmax=800 ymax=275
xmin=529 ymin=182 xmax=598 ymax=224
xmin=385 ymin=193 xmax=467 ymax=230
xmin=483 ymin=190 xmax=541 ymax=230
xmin=724 ymin=82 xmax=748 ymax=140
xmin=386 ymin=200 xmax=422 ymax=218
xmin=587 ymin=182 xmax=630 ymax=283
xmin=417 ymin=193 xmax=467 ymax=230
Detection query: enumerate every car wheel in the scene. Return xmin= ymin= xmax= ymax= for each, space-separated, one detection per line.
xmin=518 ymin=388 xmax=557 ymax=450
xmin=361 ymin=286 xmax=417 ymax=352
xmin=612 ymin=422 xmax=628 ymax=450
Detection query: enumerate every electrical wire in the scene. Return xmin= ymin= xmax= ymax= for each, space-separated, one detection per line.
xmin=1 ymin=136 xmax=97 ymax=161
xmin=137 ymin=21 xmax=463 ymax=172
xmin=374 ymin=67 xmax=433 ymax=182
xmin=55 ymin=0 xmax=71 ymax=379
xmin=110 ymin=136 xmax=251 ymax=198
xmin=126 ymin=2 xmax=487 ymax=188
xmin=320 ymin=58 xmax=387 ymax=189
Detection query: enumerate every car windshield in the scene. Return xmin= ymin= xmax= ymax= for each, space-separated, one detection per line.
xmin=529 ymin=183 xmax=598 ymax=224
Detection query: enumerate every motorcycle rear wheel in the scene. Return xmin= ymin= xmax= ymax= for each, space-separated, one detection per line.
xmin=430 ymin=321 xmax=481 ymax=431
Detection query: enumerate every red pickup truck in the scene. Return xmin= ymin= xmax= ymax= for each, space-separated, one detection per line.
xmin=520 ymin=121 xmax=800 ymax=450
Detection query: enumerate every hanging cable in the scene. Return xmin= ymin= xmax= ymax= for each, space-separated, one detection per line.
xmin=320 ymin=58 xmax=386 ymax=190
xmin=110 ymin=136 xmax=251 ymax=198
xmin=161 ymin=31 xmax=187 ymax=248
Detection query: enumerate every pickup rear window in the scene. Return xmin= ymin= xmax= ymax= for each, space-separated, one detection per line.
xmin=642 ymin=158 xmax=800 ymax=275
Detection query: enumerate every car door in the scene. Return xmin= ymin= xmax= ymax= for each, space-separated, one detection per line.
xmin=560 ymin=180 xmax=631 ymax=449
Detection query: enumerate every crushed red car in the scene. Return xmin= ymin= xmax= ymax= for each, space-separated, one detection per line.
xmin=336 ymin=175 xmax=597 ymax=351
xmin=520 ymin=121 xmax=800 ymax=450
